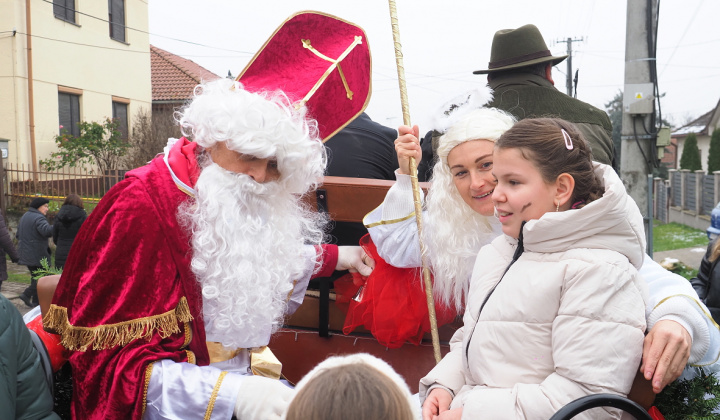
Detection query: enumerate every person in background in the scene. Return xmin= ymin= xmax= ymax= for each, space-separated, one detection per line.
xmin=16 ymin=197 xmax=53 ymax=308
xmin=286 ymin=353 xmax=418 ymax=420
xmin=0 ymin=214 xmax=20 ymax=291
xmin=418 ymin=24 xmax=615 ymax=177
xmin=0 ymin=293 xmax=59 ymax=419
xmin=52 ymin=194 xmax=87 ymax=269
xmin=691 ymin=238 xmax=720 ymax=324
xmin=479 ymin=24 xmax=615 ymax=167
xmin=324 ymin=112 xmax=399 ymax=245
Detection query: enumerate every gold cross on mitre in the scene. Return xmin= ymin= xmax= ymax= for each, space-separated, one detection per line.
xmin=298 ymin=35 xmax=363 ymax=108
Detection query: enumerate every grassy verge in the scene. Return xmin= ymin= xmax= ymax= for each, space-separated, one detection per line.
xmin=652 ymin=221 xmax=708 ymax=252
xmin=5 ymin=255 xmax=52 ymax=284
xmin=653 ymin=221 xmax=706 ymax=279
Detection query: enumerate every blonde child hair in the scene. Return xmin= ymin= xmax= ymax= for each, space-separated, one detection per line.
xmin=286 ymin=353 xmax=418 ymax=420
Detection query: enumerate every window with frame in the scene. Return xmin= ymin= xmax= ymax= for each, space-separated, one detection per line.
xmin=108 ymin=0 xmax=126 ymax=43
xmin=58 ymin=92 xmax=80 ymax=137
xmin=53 ymin=0 xmax=76 ymax=24
xmin=112 ymin=101 xmax=129 ymax=140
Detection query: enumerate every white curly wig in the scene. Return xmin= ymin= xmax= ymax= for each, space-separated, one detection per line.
xmin=424 ymin=107 xmax=516 ymax=310
xmin=176 ymin=78 xmax=326 ymax=195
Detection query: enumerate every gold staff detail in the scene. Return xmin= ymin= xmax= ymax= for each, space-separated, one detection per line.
xmin=387 ymin=0 xmax=442 ymax=364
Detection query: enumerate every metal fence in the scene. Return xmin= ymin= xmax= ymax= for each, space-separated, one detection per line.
xmin=703 ymin=175 xmax=715 ymax=216
xmin=686 ymin=172 xmax=697 ymax=212
xmin=655 ymin=179 xmax=668 ymax=223
xmin=1 ymin=163 xmax=127 ymax=212
xmin=664 ymin=169 xmax=720 ymax=230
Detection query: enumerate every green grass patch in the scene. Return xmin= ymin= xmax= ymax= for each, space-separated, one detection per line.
xmin=652 ymin=221 xmax=708 ymax=252
xmin=7 ymin=271 xmax=31 ymax=284
xmin=671 ymin=263 xmax=699 ymax=281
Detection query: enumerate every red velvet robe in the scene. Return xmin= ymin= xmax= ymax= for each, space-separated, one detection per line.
xmin=46 ymin=139 xmax=336 ymax=419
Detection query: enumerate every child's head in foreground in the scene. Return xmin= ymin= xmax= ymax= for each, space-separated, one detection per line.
xmin=286 ymin=353 xmax=417 ymax=420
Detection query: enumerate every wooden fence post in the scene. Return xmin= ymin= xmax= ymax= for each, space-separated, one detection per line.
xmin=0 ymin=160 xmax=5 ymax=219
xmin=695 ymin=170 xmax=704 ymax=215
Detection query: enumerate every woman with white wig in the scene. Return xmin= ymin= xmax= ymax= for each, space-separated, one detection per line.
xmin=364 ymin=107 xmax=514 ymax=313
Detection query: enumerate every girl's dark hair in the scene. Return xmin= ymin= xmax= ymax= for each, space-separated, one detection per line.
xmin=495 ymin=118 xmax=604 ymax=206
xmin=63 ymin=193 xmax=84 ymax=209
xmin=286 ymin=364 xmax=415 ymax=420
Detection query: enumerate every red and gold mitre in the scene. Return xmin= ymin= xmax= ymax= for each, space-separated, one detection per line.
xmin=238 ymin=11 xmax=371 ymax=142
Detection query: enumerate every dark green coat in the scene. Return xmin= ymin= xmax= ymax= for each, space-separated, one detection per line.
xmin=0 ymin=294 xmax=59 ymax=419
xmin=487 ymin=73 xmax=615 ymax=167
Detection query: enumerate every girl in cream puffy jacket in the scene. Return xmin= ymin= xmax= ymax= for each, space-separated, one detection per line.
xmin=420 ymin=118 xmax=648 ymax=420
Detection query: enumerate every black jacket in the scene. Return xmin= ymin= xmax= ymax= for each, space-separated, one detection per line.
xmin=52 ymin=204 xmax=87 ymax=268
xmin=690 ymin=239 xmax=720 ymax=323
xmin=324 ymin=112 xmax=399 ymax=245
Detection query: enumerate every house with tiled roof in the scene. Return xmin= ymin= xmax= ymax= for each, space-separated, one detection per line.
xmin=0 ymin=0 xmax=150 ymax=168
xmin=150 ymin=45 xmax=221 ymax=112
xmin=671 ymin=100 xmax=720 ymax=172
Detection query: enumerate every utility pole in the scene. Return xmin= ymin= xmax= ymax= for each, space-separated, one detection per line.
xmin=621 ymin=0 xmax=659 ymax=218
xmin=556 ymin=37 xmax=583 ymax=96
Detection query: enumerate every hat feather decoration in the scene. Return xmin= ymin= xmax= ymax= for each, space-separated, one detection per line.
xmin=429 ymin=85 xmax=494 ymax=134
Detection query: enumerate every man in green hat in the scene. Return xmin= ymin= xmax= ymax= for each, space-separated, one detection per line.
xmin=476 ymin=24 xmax=615 ymax=168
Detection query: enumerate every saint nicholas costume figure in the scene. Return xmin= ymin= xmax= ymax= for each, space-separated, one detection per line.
xmin=44 ymin=12 xmax=372 ymax=420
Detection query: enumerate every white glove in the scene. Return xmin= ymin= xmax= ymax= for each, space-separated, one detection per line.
xmin=233 ymin=376 xmax=294 ymax=420
xmin=336 ymin=245 xmax=374 ymax=277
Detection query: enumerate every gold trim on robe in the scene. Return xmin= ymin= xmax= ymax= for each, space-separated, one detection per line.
xmin=43 ymin=297 xmax=193 ymax=351
xmin=204 ymin=371 xmax=228 ymax=420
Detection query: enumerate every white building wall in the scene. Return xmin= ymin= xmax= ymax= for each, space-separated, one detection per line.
xmin=0 ymin=0 xmax=150 ymax=169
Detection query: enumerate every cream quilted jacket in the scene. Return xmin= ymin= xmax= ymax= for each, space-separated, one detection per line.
xmin=420 ymin=164 xmax=648 ymax=420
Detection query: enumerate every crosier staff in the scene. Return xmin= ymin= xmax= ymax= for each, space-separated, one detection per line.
xmin=387 ymin=0 xmax=441 ymax=364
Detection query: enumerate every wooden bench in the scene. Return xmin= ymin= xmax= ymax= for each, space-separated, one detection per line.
xmin=268 ymin=176 xmax=461 ymax=391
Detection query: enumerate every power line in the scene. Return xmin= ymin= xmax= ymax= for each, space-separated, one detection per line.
xmin=659 ymin=0 xmax=704 ymax=77
xmin=36 ymin=0 xmax=255 ymax=54
xmin=14 ymin=31 xmax=148 ymax=53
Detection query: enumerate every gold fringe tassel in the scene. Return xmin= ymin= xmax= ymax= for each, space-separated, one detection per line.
xmin=43 ymin=297 xmax=194 ymax=352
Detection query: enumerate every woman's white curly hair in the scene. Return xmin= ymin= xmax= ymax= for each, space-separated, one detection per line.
xmin=424 ymin=107 xmax=516 ymax=311
xmin=176 ymin=78 xmax=326 ymax=195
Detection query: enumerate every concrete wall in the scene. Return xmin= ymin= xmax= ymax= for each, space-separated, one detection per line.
xmin=664 ymin=169 xmax=720 ymax=231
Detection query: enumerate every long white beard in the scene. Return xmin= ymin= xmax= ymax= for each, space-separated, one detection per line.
xmin=178 ymin=163 xmax=324 ymax=349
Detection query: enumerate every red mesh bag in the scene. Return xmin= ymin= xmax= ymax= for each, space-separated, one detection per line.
xmin=340 ymin=234 xmax=456 ymax=348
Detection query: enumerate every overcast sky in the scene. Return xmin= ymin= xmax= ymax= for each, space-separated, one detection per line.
xmin=148 ymin=0 xmax=720 ymax=132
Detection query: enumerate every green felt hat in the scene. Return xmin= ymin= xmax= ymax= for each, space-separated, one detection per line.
xmin=473 ymin=24 xmax=568 ymax=75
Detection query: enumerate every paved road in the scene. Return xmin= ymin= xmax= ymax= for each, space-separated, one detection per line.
xmin=652 ymin=245 xmax=707 ymax=272
xmin=1 ymin=279 xmax=32 ymax=316
xmin=1 ymin=262 xmax=35 ymax=316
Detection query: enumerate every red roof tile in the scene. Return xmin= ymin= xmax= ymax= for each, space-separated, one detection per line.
xmin=151 ymin=45 xmax=221 ymax=102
